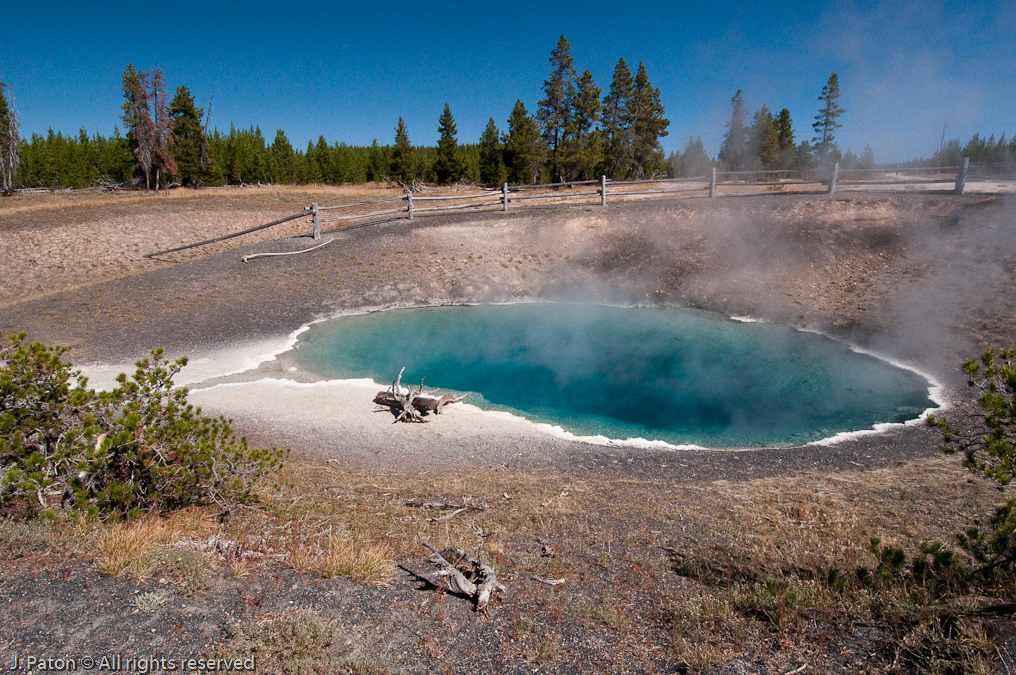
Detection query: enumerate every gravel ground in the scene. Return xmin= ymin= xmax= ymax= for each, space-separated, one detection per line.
xmin=3 ymin=187 xmax=1016 ymax=673
xmin=4 ymin=189 xmax=1015 ymax=476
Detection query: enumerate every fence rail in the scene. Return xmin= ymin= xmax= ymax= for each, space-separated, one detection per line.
xmin=144 ymin=158 xmax=1014 ymax=258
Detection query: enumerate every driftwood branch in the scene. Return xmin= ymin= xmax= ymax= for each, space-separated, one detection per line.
xmin=373 ymin=367 xmax=467 ymax=422
xmin=531 ymin=576 xmax=566 ymax=586
xmin=413 ymin=541 xmax=506 ymax=611
xmin=404 ymin=498 xmax=488 ymax=511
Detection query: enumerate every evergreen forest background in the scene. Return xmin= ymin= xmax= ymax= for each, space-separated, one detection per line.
xmin=3 ymin=35 xmax=1013 ymax=192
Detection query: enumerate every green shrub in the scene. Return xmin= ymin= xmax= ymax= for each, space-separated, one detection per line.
xmin=929 ymin=347 xmax=1016 ymax=485
xmin=928 ymin=347 xmax=1016 ymax=578
xmin=0 ymin=331 xmax=286 ymax=519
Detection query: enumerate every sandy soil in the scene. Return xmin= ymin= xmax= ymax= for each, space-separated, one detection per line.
xmin=0 ymin=185 xmax=403 ymax=309
xmin=2 ymin=187 xmax=1014 ymax=477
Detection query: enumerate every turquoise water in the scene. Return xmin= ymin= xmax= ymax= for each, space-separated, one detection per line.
xmin=290 ymin=303 xmax=934 ymax=448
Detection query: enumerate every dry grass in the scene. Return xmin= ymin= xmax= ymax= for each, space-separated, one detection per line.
xmin=662 ymin=456 xmax=1000 ymax=582
xmin=2 ymin=447 xmax=1004 ymax=670
xmin=96 ymin=509 xmax=216 ymax=579
xmin=319 ymin=538 xmax=395 ymax=586
xmin=97 ymin=518 xmax=177 ymax=578
xmin=249 ymin=455 xmax=1007 ymax=580
xmin=215 ymin=608 xmax=341 ymax=675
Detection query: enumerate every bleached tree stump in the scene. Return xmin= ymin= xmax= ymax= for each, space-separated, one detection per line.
xmin=373 ymin=367 xmax=466 ymax=422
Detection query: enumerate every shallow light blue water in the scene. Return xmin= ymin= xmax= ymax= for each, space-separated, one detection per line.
xmin=290 ymin=303 xmax=934 ymax=448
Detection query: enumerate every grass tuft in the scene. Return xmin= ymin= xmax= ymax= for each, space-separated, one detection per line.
xmin=320 ymin=538 xmax=395 ymax=586
xmin=97 ymin=518 xmax=175 ymax=578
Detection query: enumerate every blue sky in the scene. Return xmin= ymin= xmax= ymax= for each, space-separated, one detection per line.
xmin=4 ymin=0 xmax=1013 ymax=162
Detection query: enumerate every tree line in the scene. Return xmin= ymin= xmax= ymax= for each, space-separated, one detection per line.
xmin=3 ymin=40 xmax=1013 ymax=192
xmin=933 ymin=133 xmax=1016 ymax=166
xmin=5 ymin=36 xmax=671 ymax=190
xmin=668 ymin=73 xmax=859 ymax=178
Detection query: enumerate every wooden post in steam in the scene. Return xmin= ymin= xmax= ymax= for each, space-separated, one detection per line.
xmin=954 ymin=157 xmax=969 ymax=195
xmin=709 ymin=168 xmax=716 ymax=198
xmin=407 ymin=191 xmax=414 ymax=220
xmin=600 ymin=174 xmax=607 ymax=206
xmin=502 ymin=182 xmax=508 ymax=211
xmin=311 ymin=202 xmax=320 ymax=240
xmin=827 ymin=163 xmax=839 ymax=195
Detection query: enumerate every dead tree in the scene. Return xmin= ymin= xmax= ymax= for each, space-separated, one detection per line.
xmin=198 ymin=94 xmax=213 ymax=186
xmin=121 ymin=64 xmax=154 ymax=190
xmin=373 ymin=367 xmax=466 ymax=422
xmin=149 ymin=68 xmax=177 ymax=191
xmin=0 ymin=81 xmax=20 ymax=195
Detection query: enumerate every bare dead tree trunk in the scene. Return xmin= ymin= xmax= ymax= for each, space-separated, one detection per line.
xmin=150 ymin=68 xmax=177 ymax=191
xmin=0 ymin=82 xmax=20 ymax=195
xmin=198 ymin=95 xmax=213 ymax=187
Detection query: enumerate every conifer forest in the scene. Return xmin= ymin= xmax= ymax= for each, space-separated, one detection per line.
xmin=3 ymin=36 xmax=1013 ymax=192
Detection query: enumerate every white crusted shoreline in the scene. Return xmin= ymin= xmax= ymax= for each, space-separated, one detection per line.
xmin=79 ymin=303 xmax=944 ymax=456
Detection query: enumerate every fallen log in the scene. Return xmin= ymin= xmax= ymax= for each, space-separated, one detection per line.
xmin=373 ymin=391 xmax=467 ymax=414
xmin=373 ymin=367 xmax=467 ymax=422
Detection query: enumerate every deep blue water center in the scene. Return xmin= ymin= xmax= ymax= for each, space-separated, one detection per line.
xmin=291 ymin=303 xmax=933 ymax=448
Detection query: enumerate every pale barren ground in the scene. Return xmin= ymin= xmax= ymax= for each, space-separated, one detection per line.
xmin=0 ymin=185 xmax=403 ymax=308
xmin=2 ymin=185 xmax=1016 ymax=674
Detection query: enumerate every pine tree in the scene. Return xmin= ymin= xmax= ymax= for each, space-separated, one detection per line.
xmin=629 ymin=62 xmax=669 ymax=178
xmin=270 ymin=129 xmax=295 ymax=184
xmin=537 ymin=35 xmax=578 ymax=181
xmin=860 ymin=144 xmax=876 ymax=170
xmin=478 ymin=118 xmax=506 ymax=187
xmin=670 ymin=136 xmax=711 ymax=178
xmin=774 ymin=108 xmax=795 ymax=170
xmin=560 ymin=70 xmax=602 ymax=181
xmin=121 ymin=64 xmax=154 ymax=189
xmin=503 ymin=100 xmax=545 ymax=184
xmin=0 ymin=81 xmax=20 ymax=194
xmin=434 ymin=103 xmax=462 ymax=185
xmin=313 ymin=135 xmax=333 ymax=183
xmin=168 ymin=86 xmax=204 ymax=187
xmin=602 ymin=58 xmax=635 ymax=179
xmin=366 ymin=139 xmax=387 ymax=183
xmin=794 ymin=140 xmax=815 ymax=171
xmin=390 ymin=117 xmax=415 ymax=184
xmin=750 ymin=105 xmax=779 ymax=170
xmin=812 ymin=73 xmax=845 ymax=164
xmin=718 ymin=90 xmax=750 ymax=171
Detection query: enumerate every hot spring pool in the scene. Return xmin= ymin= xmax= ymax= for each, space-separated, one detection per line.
xmin=288 ymin=303 xmax=935 ymax=448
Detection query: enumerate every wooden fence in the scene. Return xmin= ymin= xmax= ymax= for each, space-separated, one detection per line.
xmin=299 ymin=159 xmax=1011 ymax=240
xmin=145 ymin=160 xmax=1014 ymax=257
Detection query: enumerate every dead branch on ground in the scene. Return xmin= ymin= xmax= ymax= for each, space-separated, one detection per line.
xmin=403 ymin=542 xmax=505 ymax=612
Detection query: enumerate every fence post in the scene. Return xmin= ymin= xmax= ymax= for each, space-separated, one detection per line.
xmin=311 ymin=202 xmax=320 ymax=240
xmin=954 ymin=157 xmax=969 ymax=195
xmin=407 ymin=191 xmax=414 ymax=220
xmin=600 ymin=175 xmax=607 ymax=206
xmin=502 ymin=182 xmax=508 ymax=211
xmin=709 ymin=168 xmax=716 ymax=198
xmin=827 ymin=163 xmax=839 ymax=195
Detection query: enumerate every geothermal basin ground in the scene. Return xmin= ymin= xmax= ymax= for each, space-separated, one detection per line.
xmin=2 ymin=186 xmax=1016 ymax=673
